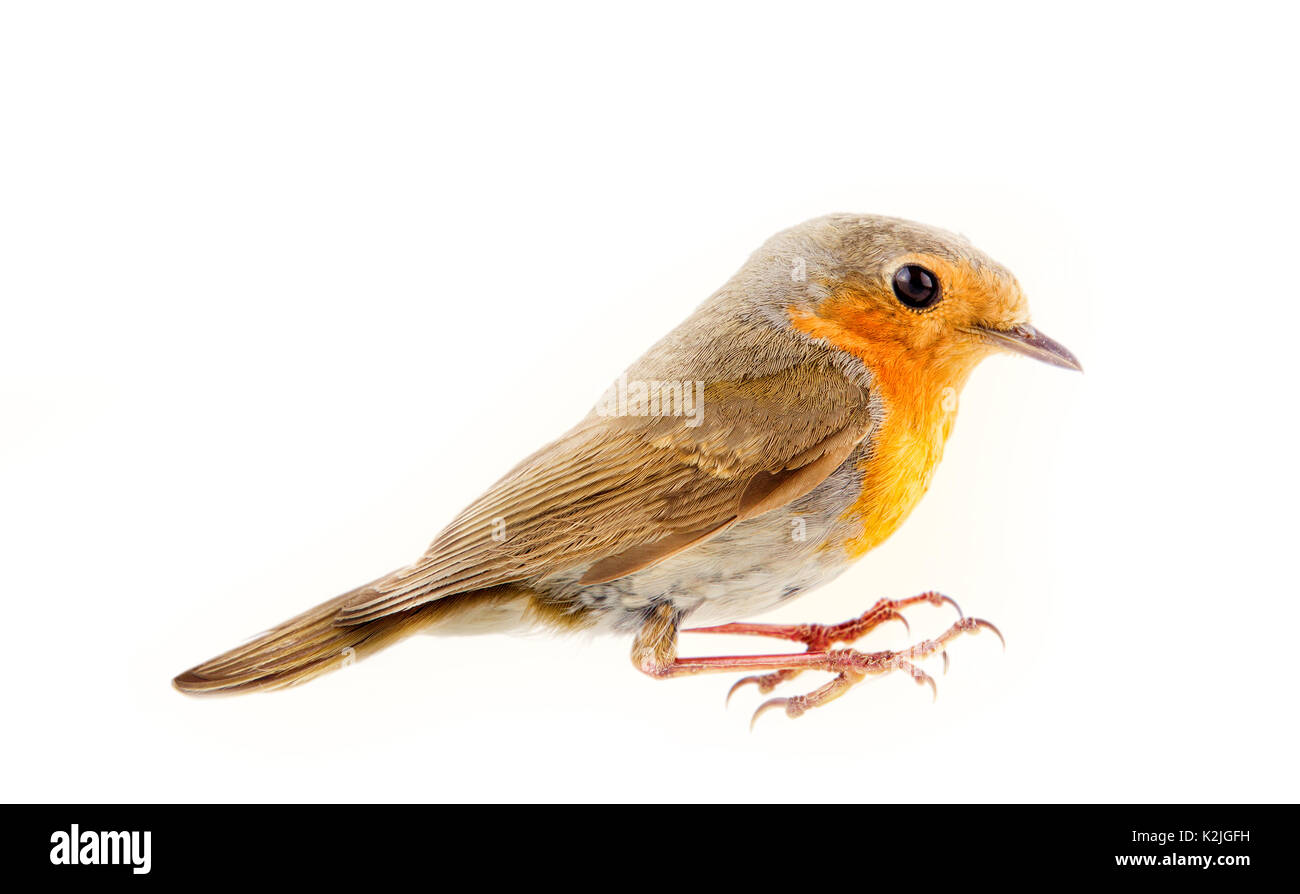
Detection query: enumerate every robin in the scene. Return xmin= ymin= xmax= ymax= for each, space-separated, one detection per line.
xmin=174 ymin=213 xmax=1080 ymax=725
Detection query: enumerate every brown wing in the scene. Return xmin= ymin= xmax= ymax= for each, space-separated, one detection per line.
xmin=336 ymin=364 xmax=873 ymax=625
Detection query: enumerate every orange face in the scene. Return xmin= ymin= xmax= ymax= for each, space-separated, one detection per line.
xmin=787 ymin=251 xmax=1077 ymax=559
xmin=789 ymin=253 xmax=1032 ymax=402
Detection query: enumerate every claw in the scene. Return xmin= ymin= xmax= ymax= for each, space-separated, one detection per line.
xmin=941 ymin=650 xmax=950 ymax=675
xmin=726 ymin=675 xmax=761 ymax=706
xmin=964 ymin=617 xmax=1006 ymax=650
xmin=920 ymin=670 xmax=938 ymax=702
xmin=929 ymin=592 xmax=964 ymax=619
xmin=886 ymin=610 xmax=911 ymax=637
xmin=750 ymin=697 xmax=793 ymax=730
xmin=726 ymin=668 xmax=800 ymax=705
xmin=896 ymin=659 xmax=938 ymax=702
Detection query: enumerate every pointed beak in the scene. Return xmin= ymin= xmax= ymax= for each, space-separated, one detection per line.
xmin=974 ymin=323 xmax=1082 ymax=372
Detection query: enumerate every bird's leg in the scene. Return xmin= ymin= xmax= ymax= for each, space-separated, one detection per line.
xmin=633 ymin=604 xmax=1003 ymax=726
xmin=685 ymin=591 xmax=962 ymax=645
xmin=682 ymin=591 xmax=964 ymax=701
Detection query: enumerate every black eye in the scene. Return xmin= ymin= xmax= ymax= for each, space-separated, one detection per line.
xmin=892 ymin=265 xmax=941 ymax=309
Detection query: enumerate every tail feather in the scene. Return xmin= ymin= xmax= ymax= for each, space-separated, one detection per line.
xmin=173 ymin=582 xmax=454 ymax=695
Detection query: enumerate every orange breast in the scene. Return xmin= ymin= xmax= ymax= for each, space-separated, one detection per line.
xmin=787 ymin=304 xmax=964 ymax=559
xmin=840 ymin=395 xmax=954 ymax=558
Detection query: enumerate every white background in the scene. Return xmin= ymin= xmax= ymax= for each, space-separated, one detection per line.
xmin=3 ymin=2 xmax=1297 ymax=803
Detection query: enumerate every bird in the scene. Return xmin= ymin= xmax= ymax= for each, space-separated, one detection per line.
xmin=173 ymin=212 xmax=1080 ymax=725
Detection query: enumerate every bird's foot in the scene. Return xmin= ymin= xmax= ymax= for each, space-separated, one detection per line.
xmin=685 ymin=591 xmax=966 ymax=701
xmin=745 ymin=616 xmax=1003 ymax=728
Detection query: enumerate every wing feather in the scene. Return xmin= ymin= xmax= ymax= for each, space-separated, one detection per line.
xmin=336 ymin=362 xmax=874 ymax=625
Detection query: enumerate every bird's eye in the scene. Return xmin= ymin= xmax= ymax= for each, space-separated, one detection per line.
xmin=892 ymin=265 xmax=942 ymax=310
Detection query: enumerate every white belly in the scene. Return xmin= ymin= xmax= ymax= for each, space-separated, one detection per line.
xmin=536 ymin=444 xmax=869 ymax=631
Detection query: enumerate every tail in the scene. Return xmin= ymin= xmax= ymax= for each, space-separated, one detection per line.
xmin=172 ymin=583 xmax=502 ymax=696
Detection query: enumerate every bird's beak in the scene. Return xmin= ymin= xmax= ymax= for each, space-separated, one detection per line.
xmin=974 ymin=323 xmax=1082 ymax=372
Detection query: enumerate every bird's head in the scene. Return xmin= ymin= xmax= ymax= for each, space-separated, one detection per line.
xmin=774 ymin=214 xmax=1080 ymax=398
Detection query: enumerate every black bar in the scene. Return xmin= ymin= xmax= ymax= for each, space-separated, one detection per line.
xmin=8 ymin=803 xmax=1281 ymax=883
